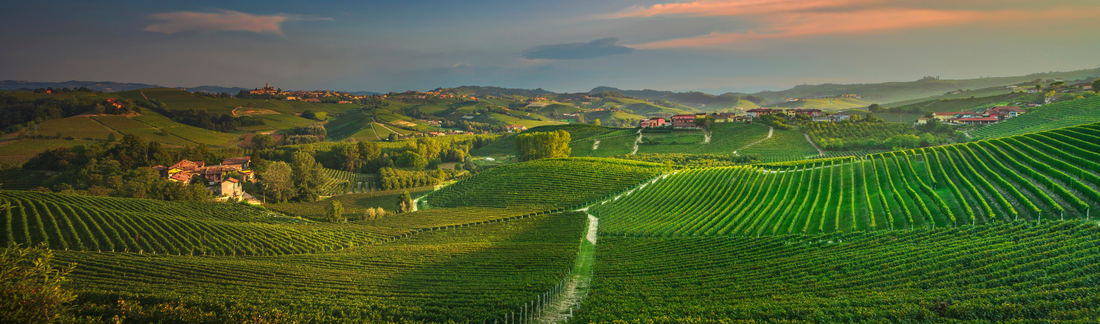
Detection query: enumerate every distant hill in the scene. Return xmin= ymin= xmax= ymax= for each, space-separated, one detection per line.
xmin=186 ymin=85 xmax=250 ymax=94
xmin=0 ymin=80 xmax=164 ymax=92
xmin=753 ymin=67 xmax=1100 ymax=104
xmin=590 ymin=86 xmax=763 ymax=109
xmin=444 ymin=85 xmax=554 ymax=98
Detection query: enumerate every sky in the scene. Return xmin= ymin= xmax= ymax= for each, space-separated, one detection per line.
xmin=2 ymin=0 xmax=1099 ymax=94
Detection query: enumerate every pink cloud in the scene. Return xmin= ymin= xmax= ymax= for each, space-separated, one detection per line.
xmin=617 ymin=1 xmax=1100 ymax=49
xmin=144 ymin=10 xmax=329 ymax=35
xmin=611 ymin=0 xmax=878 ymax=18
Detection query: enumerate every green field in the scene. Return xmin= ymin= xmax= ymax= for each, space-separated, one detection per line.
xmin=574 ymin=135 xmax=636 ymax=157
xmin=579 ymin=222 xmax=1100 ymax=323
xmin=471 ymin=124 xmax=624 ymax=156
xmin=774 ymin=98 xmax=874 ymax=110
xmin=970 ymin=96 xmax=1100 ymax=140
xmin=35 ymin=117 xmax=119 ymax=140
xmin=423 ymin=158 xmax=668 ymax=209
xmin=592 ymin=123 xmax=1100 ymax=236
xmin=0 ymin=139 xmax=92 ymax=163
xmin=267 ymin=186 xmax=435 ymax=219
xmin=738 ymin=128 xmax=821 ymax=162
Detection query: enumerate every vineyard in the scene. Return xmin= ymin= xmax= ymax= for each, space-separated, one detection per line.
xmin=970 ymin=95 xmax=1100 ymax=139
xmin=579 ymin=221 xmax=1100 ymax=323
xmin=737 ymin=128 xmax=820 ymax=161
xmin=804 ymin=120 xmax=945 ymax=151
xmin=318 ymin=167 xmax=374 ymax=196
xmin=0 ymin=190 xmax=562 ymax=256
xmin=423 ymin=157 xmax=669 ymax=209
xmin=59 ymin=212 xmax=587 ymax=323
xmin=591 ymin=123 xmax=1100 ymax=236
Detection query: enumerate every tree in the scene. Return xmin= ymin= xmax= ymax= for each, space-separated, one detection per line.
xmin=357 ymin=141 xmax=381 ymax=172
xmin=364 ymin=208 xmax=376 ymax=220
xmin=301 ymin=110 xmax=317 ymax=120
xmin=262 ymin=161 xmax=294 ymax=203
xmin=867 ymin=104 xmax=882 ymax=112
xmin=396 ymin=151 xmax=428 ymax=169
xmin=388 ymin=133 xmax=398 ymax=141
xmin=374 ymin=207 xmax=385 ymax=218
xmin=397 ymin=191 xmax=414 ymax=213
xmin=594 ymin=118 xmax=601 ymax=126
xmin=252 ymin=134 xmax=276 ymax=150
xmin=515 ymin=130 xmax=571 ymax=162
xmin=326 ymin=200 xmax=344 ymax=222
xmin=291 ymin=151 xmax=325 ymax=202
xmin=1 ymin=243 xmax=77 ymax=324
xmin=1092 ymin=79 xmax=1100 ymax=92
xmin=337 ymin=143 xmax=360 ymax=172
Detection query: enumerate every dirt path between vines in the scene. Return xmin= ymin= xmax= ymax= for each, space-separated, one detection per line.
xmin=804 ymin=133 xmax=825 ymax=157
xmin=592 ymin=139 xmax=601 ymax=150
xmin=630 ymin=129 xmax=642 ymax=155
xmin=536 ymin=215 xmax=597 ymax=324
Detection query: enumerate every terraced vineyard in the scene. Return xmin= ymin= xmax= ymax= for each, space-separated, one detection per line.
xmin=579 ymin=221 xmax=1100 ymax=323
xmin=423 ymin=157 xmax=669 ymax=209
xmin=0 ymin=190 xmax=552 ymax=255
xmin=591 ymin=123 xmax=1100 ymax=236
xmin=970 ymin=95 xmax=1100 ymax=139
xmin=60 ymin=212 xmax=587 ymax=323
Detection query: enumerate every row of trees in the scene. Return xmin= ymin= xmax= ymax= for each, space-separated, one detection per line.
xmin=515 ymin=130 xmax=572 ymax=162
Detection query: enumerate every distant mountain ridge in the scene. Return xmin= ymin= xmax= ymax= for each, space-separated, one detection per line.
xmin=0 ymin=80 xmax=164 ymax=92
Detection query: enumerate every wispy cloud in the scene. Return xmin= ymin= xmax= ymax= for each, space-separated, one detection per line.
xmin=609 ymin=0 xmax=1100 ymax=49
xmin=144 ymin=10 xmax=331 ymax=35
xmin=522 ymin=38 xmax=635 ymax=60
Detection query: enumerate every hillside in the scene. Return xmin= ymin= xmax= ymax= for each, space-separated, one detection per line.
xmin=773 ymin=98 xmax=874 ymax=110
xmin=593 ymin=122 xmax=1100 ymax=236
xmin=590 ymin=86 xmax=757 ymax=109
xmin=422 ymin=157 xmax=669 ymax=209
xmin=470 ymin=124 xmax=624 ymax=156
xmin=888 ymin=92 xmax=1035 ymax=114
xmin=50 ymin=209 xmax=587 ymax=322
xmin=755 ymin=67 xmax=1100 ymax=104
xmin=970 ymin=96 xmax=1100 ymax=140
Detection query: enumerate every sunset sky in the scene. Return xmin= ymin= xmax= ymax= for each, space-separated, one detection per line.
xmin=2 ymin=0 xmax=1098 ymax=93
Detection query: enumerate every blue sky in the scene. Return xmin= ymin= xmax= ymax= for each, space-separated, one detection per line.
xmin=2 ymin=0 xmax=1098 ymax=93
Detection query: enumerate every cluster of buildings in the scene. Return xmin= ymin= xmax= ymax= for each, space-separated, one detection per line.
xmin=745 ymin=108 xmax=853 ymax=121
xmin=918 ymin=106 xmax=1026 ymax=125
xmin=640 ymin=113 xmax=746 ymax=128
xmin=152 ymin=157 xmax=254 ymax=198
xmin=247 ymin=83 xmax=373 ymax=101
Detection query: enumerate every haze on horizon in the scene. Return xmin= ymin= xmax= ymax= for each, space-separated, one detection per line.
xmin=2 ymin=0 xmax=1098 ymax=94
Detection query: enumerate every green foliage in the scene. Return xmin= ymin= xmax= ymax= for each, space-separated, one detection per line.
xmin=397 ymin=191 xmax=413 ymax=213
xmin=325 ymin=199 xmax=344 ymax=222
xmin=261 ymin=161 xmax=294 ymax=202
xmin=579 ymin=222 xmax=1100 ymax=323
xmin=290 ymin=151 xmax=326 ymax=202
xmin=1 ymin=243 xmax=76 ymax=324
xmin=424 ymin=158 xmax=668 ymax=209
xmin=515 ymin=130 xmax=572 ymax=161
xmin=805 ymin=120 xmax=952 ymax=151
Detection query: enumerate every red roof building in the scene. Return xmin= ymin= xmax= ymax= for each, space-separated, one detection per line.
xmin=640 ymin=117 xmax=667 ymax=128
xmin=954 ymin=117 xmax=999 ymax=125
xmin=671 ymin=114 xmax=698 ymax=128
xmin=746 ymin=108 xmax=774 ymax=118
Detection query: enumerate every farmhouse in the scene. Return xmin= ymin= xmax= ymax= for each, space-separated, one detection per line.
xmin=985 ymin=106 xmax=1025 ymax=120
xmin=640 ymin=117 xmax=666 ymax=128
xmin=154 ymin=157 xmax=254 ymax=196
xmin=954 ymin=117 xmax=999 ymax=125
xmin=746 ymin=108 xmax=774 ymax=118
xmin=506 ymin=125 xmax=528 ymax=132
xmin=671 ymin=114 xmax=698 ymax=128
xmin=788 ymin=108 xmax=823 ymax=117
xmin=219 ymin=178 xmax=243 ymax=198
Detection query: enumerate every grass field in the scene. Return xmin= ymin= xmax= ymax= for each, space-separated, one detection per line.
xmin=574 ymin=135 xmax=637 ymax=157
xmin=773 ymin=98 xmax=874 ymax=110
xmin=35 ymin=117 xmax=119 ymax=140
